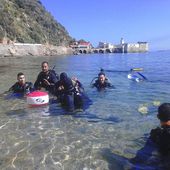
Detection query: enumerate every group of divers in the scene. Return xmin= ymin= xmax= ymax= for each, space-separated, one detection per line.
xmin=7 ymin=61 xmax=147 ymax=112
xmin=6 ymin=61 xmax=170 ymax=163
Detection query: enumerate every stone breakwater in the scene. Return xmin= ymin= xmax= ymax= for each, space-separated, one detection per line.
xmin=0 ymin=43 xmax=73 ymax=57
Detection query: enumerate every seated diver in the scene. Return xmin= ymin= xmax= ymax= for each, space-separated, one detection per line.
xmin=92 ymin=70 xmax=114 ymax=90
xmin=55 ymin=72 xmax=84 ymax=111
xmin=8 ymin=72 xmax=34 ymax=96
xmin=34 ymin=61 xmax=59 ymax=95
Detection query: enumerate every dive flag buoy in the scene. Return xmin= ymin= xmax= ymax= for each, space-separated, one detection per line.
xmin=26 ymin=91 xmax=49 ymax=106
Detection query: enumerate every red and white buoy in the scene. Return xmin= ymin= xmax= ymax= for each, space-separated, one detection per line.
xmin=27 ymin=91 xmax=49 ymax=107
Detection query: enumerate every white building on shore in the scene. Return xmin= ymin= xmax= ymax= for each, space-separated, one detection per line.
xmin=98 ymin=42 xmax=114 ymax=49
xmin=123 ymin=41 xmax=148 ymax=53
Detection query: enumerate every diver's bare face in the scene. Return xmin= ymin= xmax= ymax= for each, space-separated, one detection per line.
xmin=17 ymin=75 xmax=25 ymax=85
xmin=42 ymin=63 xmax=49 ymax=73
xmin=99 ymin=75 xmax=106 ymax=84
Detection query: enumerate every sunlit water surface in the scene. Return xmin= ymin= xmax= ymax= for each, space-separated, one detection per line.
xmin=0 ymin=51 xmax=170 ymax=170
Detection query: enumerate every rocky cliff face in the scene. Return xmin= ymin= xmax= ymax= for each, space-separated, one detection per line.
xmin=0 ymin=44 xmax=73 ymax=57
xmin=0 ymin=0 xmax=73 ymax=46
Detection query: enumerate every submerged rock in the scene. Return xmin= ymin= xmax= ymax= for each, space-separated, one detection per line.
xmin=152 ymin=100 xmax=161 ymax=106
xmin=138 ymin=104 xmax=148 ymax=115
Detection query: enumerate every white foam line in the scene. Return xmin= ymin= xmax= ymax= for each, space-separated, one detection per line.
xmin=41 ymin=140 xmax=56 ymax=165
xmin=0 ymin=120 xmax=11 ymax=129
xmin=11 ymin=141 xmax=30 ymax=168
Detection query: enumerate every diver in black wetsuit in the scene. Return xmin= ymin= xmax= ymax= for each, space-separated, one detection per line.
xmin=150 ymin=103 xmax=170 ymax=156
xmin=72 ymin=77 xmax=85 ymax=109
xmin=55 ymin=72 xmax=84 ymax=111
xmin=9 ymin=72 xmax=34 ymax=95
xmin=34 ymin=61 xmax=59 ymax=95
xmin=129 ymin=103 xmax=170 ymax=169
xmin=92 ymin=71 xmax=113 ymax=90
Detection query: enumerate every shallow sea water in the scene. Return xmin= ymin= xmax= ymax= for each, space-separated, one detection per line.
xmin=0 ymin=51 xmax=170 ymax=169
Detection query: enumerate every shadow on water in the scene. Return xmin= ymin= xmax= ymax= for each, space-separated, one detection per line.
xmin=48 ymin=98 xmax=121 ymax=124
xmin=73 ymin=112 xmax=121 ymax=124
xmin=5 ymin=109 xmax=27 ymax=117
xmin=4 ymin=92 xmax=24 ymax=100
xmin=100 ymin=135 xmax=170 ymax=170
xmin=100 ymin=148 xmax=129 ymax=170
xmin=129 ymin=136 xmax=170 ymax=170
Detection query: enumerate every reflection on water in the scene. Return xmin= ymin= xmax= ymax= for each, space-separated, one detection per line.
xmin=1 ymin=52 xmax=170 ymax=169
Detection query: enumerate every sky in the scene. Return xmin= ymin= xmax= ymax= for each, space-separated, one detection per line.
xmin=40 ymin=0 xmax=170 ymax=51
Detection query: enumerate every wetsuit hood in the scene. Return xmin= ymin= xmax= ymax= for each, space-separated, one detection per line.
xmin=60 ymin=72 xmax=68 ymax=81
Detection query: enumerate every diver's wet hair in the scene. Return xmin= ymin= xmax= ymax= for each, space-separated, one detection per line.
xmin=41 ymin=61 xmax=49 ymax=66
xmin=17 ymin=72 xmax=24 ymax=77
xmin=98 ymin=72 xmax=105 ymax=77
xmin=157 ymin=103 xmax=170 ymax=122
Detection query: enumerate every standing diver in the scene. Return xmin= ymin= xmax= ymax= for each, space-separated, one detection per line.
xmin=34 ymin=61 xmax=59 ymax=95
xmin=91 ymin=69 xmax=114 ymax=90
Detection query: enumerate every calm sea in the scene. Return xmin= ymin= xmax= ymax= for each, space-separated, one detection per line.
xmin=0 ymin=51 xmax=170 ymax=170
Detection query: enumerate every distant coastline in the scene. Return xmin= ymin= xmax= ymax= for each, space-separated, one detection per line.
xmin=0 ymin=43 xmax=73 ymax=57
xmin=70 ymin=38 xmax=149 ymax=55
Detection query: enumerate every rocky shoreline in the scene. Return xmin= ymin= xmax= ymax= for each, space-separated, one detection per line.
xmin=0 ymin=43 xmax=73 ymax=57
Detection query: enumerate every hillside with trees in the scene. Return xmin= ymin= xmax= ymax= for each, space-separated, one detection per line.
xmin=0 ymin=0 xmax=73 ymax=46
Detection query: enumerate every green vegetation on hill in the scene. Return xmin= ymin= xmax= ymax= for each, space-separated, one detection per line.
xmin=0 ymin=0 xmax=73 ymax=45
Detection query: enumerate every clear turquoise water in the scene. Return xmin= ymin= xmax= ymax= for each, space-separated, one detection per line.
xmin=0 ymin=51 xmax=170 ymax=169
